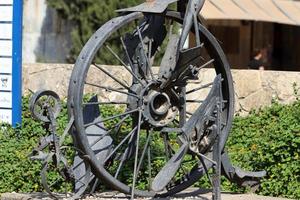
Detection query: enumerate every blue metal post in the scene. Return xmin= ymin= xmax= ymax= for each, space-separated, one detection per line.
xmin=12 ymin=0 xmax=23 ymax=127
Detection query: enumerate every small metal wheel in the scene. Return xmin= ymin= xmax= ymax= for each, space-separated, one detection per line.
xmin=40 ymin=147 xmax=92 ymax=200
xmin=68 ymin=11 xmax=234 ymax=197
xmin=30 ymin=90 xmax=61 ymax=122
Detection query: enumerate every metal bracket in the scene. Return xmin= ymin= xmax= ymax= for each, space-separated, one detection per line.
xmin=221 ymin=152 xmax=267 ymax=190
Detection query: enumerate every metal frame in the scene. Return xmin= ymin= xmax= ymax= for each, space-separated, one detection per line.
xmin=29 ymin=1 xmax=266 ymax=200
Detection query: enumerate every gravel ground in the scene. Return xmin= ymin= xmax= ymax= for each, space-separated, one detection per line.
xmin=0 ymin=190 xmax=293 ymax=200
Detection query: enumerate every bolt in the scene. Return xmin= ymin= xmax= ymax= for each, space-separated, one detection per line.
xmin=143 ymin=97 xmax=148 ymax=104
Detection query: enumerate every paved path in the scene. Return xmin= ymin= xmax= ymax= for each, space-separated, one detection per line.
xmin=0 ymin=190 xmax=293 ymax=200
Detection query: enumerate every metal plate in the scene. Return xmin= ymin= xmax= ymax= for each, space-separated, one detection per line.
xmin=117 ymin=0 xmax=178 ymax=13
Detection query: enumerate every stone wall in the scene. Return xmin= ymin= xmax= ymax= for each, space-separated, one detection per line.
xmin=23 ymin=63 xmax=300 ymax=115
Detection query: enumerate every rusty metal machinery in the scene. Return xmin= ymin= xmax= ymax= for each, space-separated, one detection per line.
xmin=30 ymin=0 xmax=266 ymax=199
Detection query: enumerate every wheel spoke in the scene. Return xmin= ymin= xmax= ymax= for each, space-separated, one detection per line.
xmin=89 ymin=115 xmax=130 ymax=148
xmin=199 ymin=157 xmax=214 ymax=186
xmin=186 ymin=111 xmax=193 ymax=116
xmin=131 ymin=109 xmax=142 ymax=199
xmin=147 ymin=143 xmax=152 ymax=187
xmin=179 ymin=87 xmax=187 ymax=127
xmin=114 ymin=126 xmax=139 ymax=178
xmin=92 ymin=63 xmax=131 ymax=91
xmin=121 ymin=36 xmax=149 ymax=83
xmin=85 ymin=82 xmax=140 ymax=99
xmin=39 ymin=107 xmax=46 ymax=116
xmin=73 ymin=174 xmax=89 ymax=188
xmin=84 ymin=108 xmax=139 ymax=128
xmin=136 ymin=130 xmax=152 ymax=177
xmin=105 ymin=44 xmax=145 ymax=86
xmin=186 ymin=81 xmax=214 ymax=94
xmin=186 ymin=100 xmax=204 ymax=103
xmin=114 ymin=153 xmax=126 ymax=178
xmin=48 ymin=174 xmax=63 ymax=188
xmin=83 ymin=101 xmax=129 ymax=105
xmin=120 ymin=36 xmax=135 ymax=72
xmin=148 ymin=39 xmax=153 ymax=69
xmin=199 ymin=59 xmax=215 ymax=70
xmin=104 ymin=126 xmax=138 ymax=162
xmin=193 ymin=13 xmax=201 ymax=46
xmin=162 ymin=133 xmax=173 ymax=159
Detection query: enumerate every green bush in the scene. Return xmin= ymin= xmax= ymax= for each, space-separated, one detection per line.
xmin=0 ymin=96 xmax=299 ymax=199
xmin=227 ymin=101 xmax=300 ymax=199
xmin=0 ymin=96 xmax=66 ymax=193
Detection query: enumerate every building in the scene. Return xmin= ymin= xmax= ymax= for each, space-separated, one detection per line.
xmin=200 ymin=0 xmax=300 ymax=71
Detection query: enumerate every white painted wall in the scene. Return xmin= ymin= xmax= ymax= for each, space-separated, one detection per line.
xmin=0 ymin=2 xmax=14 ymax=124
xmin=23 ymin=0 xmax=72 ymax=63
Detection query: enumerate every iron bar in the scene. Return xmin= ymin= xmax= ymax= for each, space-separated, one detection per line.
xmin=114 ymin=153 xmax=127 ymax=178
xmin=83 ymin=101 xmax=129 ymax=105
xmin=120 ymin=37 xmax=135 ymax=72
xmin=193 ymin=12 xmax=201 ymax=46
xmin=136 ymin=130 xmax=152 ymax=175
xmin=131 ymin=110 xmax=142 ymax=199
xmin=186 ymin=100 xmax=204 ymax=103
xmin=89 ymin=115 xmax=130 ymax=148
xmin=179 ymin=87 xmax=187 ymax=127
xmin=186 ymin=81 xmax=214 ymax=94
xmin=199 ymin=59 xmax=215 ymax=69
xmin=105 ymin=44 xmax=145 ymax=86
xmin=148 ymin=39 xmax=153 ymax=69
xmin=114 ymin=126 xmax=139 ymax=178
xmin=92 ymin=63 xmax=131 ymax=91
xmin=84 ymin=108 xmax=139 ymax=128
xmin=59 ymin=117 xmax=74 ymax=146
xmin=147 ymin=143 xmax=152 ymax=187
xmin=85 ymin=82 xmax=140 ymax=98
xmin=104 ymin=126 xmax=138 ymax=162
xmin=186 ymin=111 xmax=193 ymax=116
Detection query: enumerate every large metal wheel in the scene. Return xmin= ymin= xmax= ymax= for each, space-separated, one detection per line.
xmin=68 ymin=11 xmax=234 ymax=197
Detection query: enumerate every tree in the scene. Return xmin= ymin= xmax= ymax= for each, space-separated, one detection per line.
xmin=47 ymin=0 xmax=143 ymax=63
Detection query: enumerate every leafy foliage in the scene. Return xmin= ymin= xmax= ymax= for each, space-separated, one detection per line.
xmin=227 ymin=101 xmax=300 ymax=199
xmin=0 ymin=96 xmax=299 ymax=199
xmin=46 ymin=0 xmax=143 ymax=63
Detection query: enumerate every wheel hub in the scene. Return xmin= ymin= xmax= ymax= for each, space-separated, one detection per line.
xmin=142 ymin=83 xmax=178 ymax=127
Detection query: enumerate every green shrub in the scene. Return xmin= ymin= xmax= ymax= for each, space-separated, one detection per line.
xmin=0 ymin=96 xmax=66 ymax=193
xmin=0 ymin=96 xmax=299 ymax=199
xmin=227 ymin=101 xmax=300 ymax=199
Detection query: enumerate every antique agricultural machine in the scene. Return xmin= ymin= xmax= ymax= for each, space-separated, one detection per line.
xmin=29 ymin=0 xmax=266 ymax=199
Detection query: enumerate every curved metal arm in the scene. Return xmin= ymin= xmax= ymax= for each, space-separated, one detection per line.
xmin=178 ymin=0 xmax=205 ymax=50
xmin=221 ymin=152 xmax=267 ymax=189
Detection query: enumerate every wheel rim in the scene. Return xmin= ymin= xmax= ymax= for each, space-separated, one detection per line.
xmin=68 ymin=11 xmax=234 ymax=197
